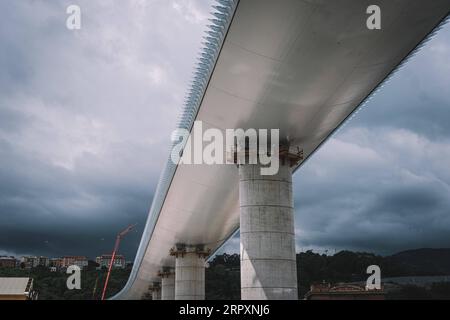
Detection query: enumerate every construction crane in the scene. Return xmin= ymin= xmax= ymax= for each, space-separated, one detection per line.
xmin=101 ymin=223 xmax=136 ymax=300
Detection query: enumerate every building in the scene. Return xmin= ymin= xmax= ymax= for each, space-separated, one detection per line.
xmin=20 ymin=256 xmax=50 ymax=269
xmin=0 ymin=277 xmax=38 ymax=300
xmin=96 ymin=254 xmax=126 ymax=269
xmin=37 ymin=256 xmax=49 ymax=267
xmin=49 ymin=258 xmax=63 ymax=268
xmin=0 ymin=256 xmax=17 ymax=268
xmin=304 ymin=283 xmax=385 ymax=300
xmin=61 ymin=256 xmax=88 ymax=269
xmin=20 ymin=256 xmax=39 ymax=269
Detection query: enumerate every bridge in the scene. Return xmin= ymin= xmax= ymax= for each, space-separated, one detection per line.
xmin=113 ymin=0 xmax=450 ymax=300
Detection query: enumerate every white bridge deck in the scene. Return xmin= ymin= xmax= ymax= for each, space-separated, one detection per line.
xmin=115 ymin=0 xmax=450 ymax=299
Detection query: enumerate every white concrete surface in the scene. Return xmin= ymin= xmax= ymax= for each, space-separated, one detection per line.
xmin=239 ymin=162 xmax=298 ymax=300
xmin=161 ymin=272 xmax=175 ymax=300
xmin=152 ymin=287 xmax=161 ymax=300
xmin=174 ymin=247 xmax=206 ymax=300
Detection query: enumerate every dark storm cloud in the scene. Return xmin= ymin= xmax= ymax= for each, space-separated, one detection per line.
xmin=354 ymin=26 xmax=450 ymax=141
xmin=0 ymin=133 xmax=152 ymax=258
xmin=0 ymin=0 xmax=212 ymax=259
xmin=1 ymin=1 xmax=450 ymax=261
xmin=293 ymin=22 xmax=450 ymax=254
xmin=295 ymin=133 xmax=450 ymax=252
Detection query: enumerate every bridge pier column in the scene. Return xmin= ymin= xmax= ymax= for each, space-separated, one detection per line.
xmin=170 ymin=245 xmax=209 ymax=300
xmin=151 ymin=282 xmax=161 ymax=300
xmin=239 ymin=151 xmax=299 ymax=300
xmin=159 ymin=268 xmax=175 ymax=300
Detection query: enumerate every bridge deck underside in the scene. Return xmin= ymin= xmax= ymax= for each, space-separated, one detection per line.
xmin=117 ymin=0 xmax=450 ymax=299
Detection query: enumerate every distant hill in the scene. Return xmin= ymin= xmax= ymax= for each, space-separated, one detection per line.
xmin=386 ymin=248 xmax=450 ymax=276
xmin=205 ymin=248 xmax=450 ymax=299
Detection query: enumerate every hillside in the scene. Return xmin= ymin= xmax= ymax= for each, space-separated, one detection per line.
xmin=386 ymin=248 xmax=450 ymax=276
xmin=206 ymin=248 xmax=450 ymax=299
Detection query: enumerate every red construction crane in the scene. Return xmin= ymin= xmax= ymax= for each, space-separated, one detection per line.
xmin=101 ymin=223 xmax=136 ymax=300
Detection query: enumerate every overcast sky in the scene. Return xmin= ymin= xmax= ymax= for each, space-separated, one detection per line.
xmin=1 ymin=1 xmax=449 ymax=260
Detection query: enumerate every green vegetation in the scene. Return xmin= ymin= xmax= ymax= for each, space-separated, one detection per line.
xmin=2 ymin=249 xmax=450 ymax=299
xmin=0 ymin=265 xmax=131 ymax=300
xmin=387 ymin=283 xmax=450 ymax=300
xmin=206 ymin=253 xmax=240 ymax=300
xmin=297 ymin=250 xmax=390 ymax=296
xmin=205 ymin=250 xmax=450 ymax=300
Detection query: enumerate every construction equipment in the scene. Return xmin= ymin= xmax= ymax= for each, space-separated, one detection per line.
xmin=101 ymin=224 xmax=136 ymax=300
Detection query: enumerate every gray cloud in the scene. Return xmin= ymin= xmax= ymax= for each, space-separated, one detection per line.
xmin=295 ymin=129 xmax=450 ymax=253
xmin=0 ymin=0 xmax=212 ymax=259
xmin=353 ymin=26 xmax=450 ymax=141
xmin=293 ymin=23 xmax=450 ymax=254
xmin=0 ymin=1 xmax=449 ymax=261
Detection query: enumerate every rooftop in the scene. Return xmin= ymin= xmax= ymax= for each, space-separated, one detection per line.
xmin=0 ymin=277 xmax=32 ymax=295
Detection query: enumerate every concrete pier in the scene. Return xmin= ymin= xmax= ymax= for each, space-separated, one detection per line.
xmin=151 ymin=282 xmax=161 ymax=300
xmin=239 ymin=159 xmax=298 ymax=300
xmin=170 ymin=245 xmax=209 ymax=300
xmin=159 ymin=269 xmax=176 ymax=300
